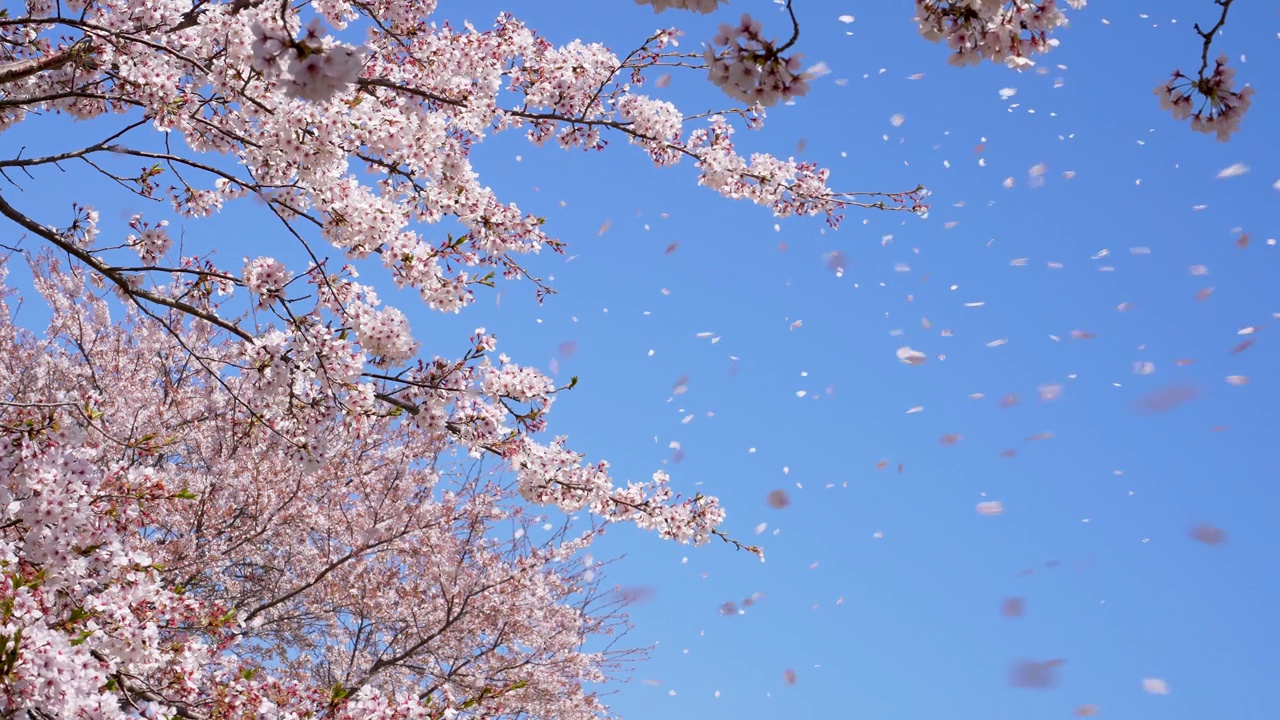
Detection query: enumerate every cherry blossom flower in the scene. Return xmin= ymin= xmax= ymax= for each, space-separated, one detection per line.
xmin=1156 ymin=55 xmax=1252 ymax=141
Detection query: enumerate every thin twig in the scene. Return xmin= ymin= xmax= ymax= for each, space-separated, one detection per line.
xmin=1194 ymin=0 xmax=1235 ymax=77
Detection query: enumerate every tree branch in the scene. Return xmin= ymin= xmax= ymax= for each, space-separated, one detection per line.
xmin=1194 ymin=0 xmax=1235 ymax=77
xmin=0 ymin=40 xmax=93 ymax=85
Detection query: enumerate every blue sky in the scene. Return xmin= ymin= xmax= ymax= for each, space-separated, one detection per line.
xmin=5 ymin=1 xmax=1279 ymax=718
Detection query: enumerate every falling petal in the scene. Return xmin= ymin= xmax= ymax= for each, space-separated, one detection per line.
xmin=1001 ymin=597 xmax=1026 ymax=617
xmin=766 ymin=489 xmax=791 ymax=509
xmin=1009 ymin=659 xmax=1063 ymax=689
xmin=977 ymin=501 xmax=1004 ymax=516
xmin=1134 ymin=384 xmax=1199 ymax=414
xmin=614 ymin=586 xmax=657 ymax=604
xmin=1142 ymin=678 xmax=1170 ymax=695
xmin=805 ymin=61 xmax=831 ymax=79
xmin=1189 ymin=523 xmax=1227 ymax=545
xmin=896 ymin=346 xmax=927 ymax=365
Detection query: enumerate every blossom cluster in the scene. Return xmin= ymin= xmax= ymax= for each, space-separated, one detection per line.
xmin=616 ymin=93 xmax=685 ymax=164
xmin=242 ymin=256 xmax=294 ymax=308
xmin=914 ymin=0 xmax=1087 ymax=69
xmin=1155 ymin=54 xmax=1253 ymax=141
xmin=250 ymin=19 xmax=366 ymax=102
xmin=124 ymin=215 xmax=171 ymax=266
xmin=349 ymin=302 xmax=419 ymax=367
xmin=702 ymin=13 xmax=809 ymax=106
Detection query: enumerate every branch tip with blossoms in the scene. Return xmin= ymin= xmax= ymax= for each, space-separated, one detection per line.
xmin=702 ymin=7 xmax=810 ymax=107
xmin=915 ymin=0 xmax=1087 ymax=70
xmin=712 ymin=527 xmax=765 ymax=561
xmin=1154 ymin=0 xmax=1250 ymax=140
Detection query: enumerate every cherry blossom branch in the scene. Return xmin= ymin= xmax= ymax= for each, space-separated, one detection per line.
xmin=508 ymin=107 xmax=927 ymax=214
xmin=0 ymin=399 xmax=82 ymax=408
xmin=1154 ymin=0 xmax=1250 ymax=139
xmin=0 ymin=40 xmax=93 ymax=85
xmin=776 ymin=0 xmax=801 ymax=53
xmin=24 ymin=17 xmax=211 ymax=75
xmin=711 ymin=527 xmax=764 ymax=558
xmin=1194 ymin=0 xmax=1235 ymax=77
xmin=350 ymin=585 xmax=492 ymax=691
xmin=169 ymin=0 xmax=268 ymax=34
xmin=0 ymin=89 xmax=126 ymax=110
xmin=0 ymin=119 xmax=150 ymax=169
xmin=0 ymin=193 xmax=254 ymax=342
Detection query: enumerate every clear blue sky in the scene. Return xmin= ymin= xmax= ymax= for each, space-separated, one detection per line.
xmin=6 ymin=1 xmax=1279 ymax=718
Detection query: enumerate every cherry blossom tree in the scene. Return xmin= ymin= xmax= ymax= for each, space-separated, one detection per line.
xmin=0 ymin=0 xmax=1251 ymax=717
xmin=2 ymin=257 xmax=639 ymax=718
